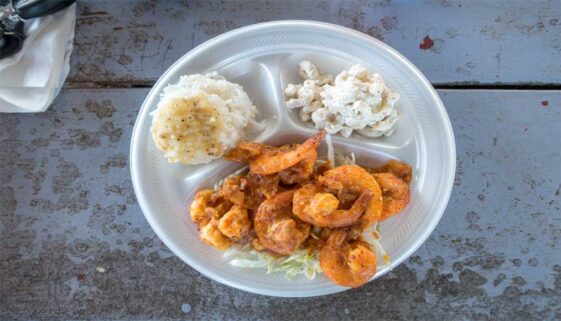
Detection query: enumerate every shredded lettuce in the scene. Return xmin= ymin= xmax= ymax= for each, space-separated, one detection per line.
xmin=334 ymin=150 xmax=356 ymax=166
xmin=362 ymin=222 xmax=392 ymax=268
xmin=326 ymin=134 xmax=335 ymax=165
xmin=224 ymin=244 xmax=322 ymax=280
xmin=326 ymin=134 xmax=356 ymax=166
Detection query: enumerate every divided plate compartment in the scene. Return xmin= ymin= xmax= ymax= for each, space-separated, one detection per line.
xmin=130 ymin=21 xmax=456 ymax=297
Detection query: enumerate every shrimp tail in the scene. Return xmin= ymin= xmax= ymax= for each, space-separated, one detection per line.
xmin=250 ymin=131 xmax=326 ymax=175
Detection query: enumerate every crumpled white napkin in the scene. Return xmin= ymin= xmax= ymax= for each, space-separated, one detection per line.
xmin=0 ymin=3 xmax=76 ymax=113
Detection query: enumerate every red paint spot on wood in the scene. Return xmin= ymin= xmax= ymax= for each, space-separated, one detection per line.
xmin=419 ymin=36 xmax=434 ymax=50
xmin=77 ymin=273 xmax=86 ymax=282
xmin=541 ymin=100 xmax=549 ymax=107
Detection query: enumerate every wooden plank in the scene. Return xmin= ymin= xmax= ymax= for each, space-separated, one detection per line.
xmin=1 ymin=89 xmax=560 ymax=319
xmin=69 ymin=0 xmax=561 ymax=86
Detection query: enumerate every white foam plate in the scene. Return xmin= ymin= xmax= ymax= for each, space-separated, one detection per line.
xmin=130 ymin=21 xmax=456 ymax=297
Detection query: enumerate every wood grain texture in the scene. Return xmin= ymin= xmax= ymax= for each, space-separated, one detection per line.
xmin=2 ymin=1 xmax=561 ymax=319
xmin=1 ymin=89 xmax=560 ymax=320
xmin=69 ymin=0 xmax=561 ymax=87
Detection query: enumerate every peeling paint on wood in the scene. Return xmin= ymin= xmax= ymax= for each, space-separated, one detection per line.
xmin=68 ymin=0 xmax=561 ymax=87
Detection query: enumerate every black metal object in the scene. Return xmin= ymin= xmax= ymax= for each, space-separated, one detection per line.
xmin=0 ymin=0 xmax=75 ymax=59
xmin=12 ymin=0 xmax=75 ymax=19
xmin=0 ymin=13 xmax=24 ymax=59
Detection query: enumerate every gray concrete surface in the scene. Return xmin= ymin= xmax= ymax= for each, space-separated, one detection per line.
xmin=1 ymin=0 xmax=561 ymax=320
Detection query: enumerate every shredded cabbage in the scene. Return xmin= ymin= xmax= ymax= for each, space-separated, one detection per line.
xmin=335 ymin=150 xmax=356 ymax=166
xmin=224 ymin=244 xmax=322 ymax=280
xmin=362 ymin=222 xmax=392 ymax=268
xmin=326 ymin=134 xmax=335 ymax=165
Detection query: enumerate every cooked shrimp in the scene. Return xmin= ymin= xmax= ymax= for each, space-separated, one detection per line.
xmin=243 ymin=172 xmax=278 ymax=199
xmin=220 ymin=173 xmax=279 ymax=210
xmin=314 ymin=160 xmax=333 ymax=176
xmin=199 ymin=220 xmax=232 ymax=251
xmin=279 ymin=149 xmax=317 ymax=185
xmin=190 ymin=189 xmax=214 ymax=225
xmin=304 ymin=226 xmax=333 ymax=253
xmin=370 ymin=159 xmax=412 ymax=185
xmin=207 ymin=194 xmax=232 ymax=219
xmin=217 ymin=205 xmax=250 ymax=240
xmin=249 ymin=131 xmax=326 ymax=175
xmin=223 ymin=142 xmax=268 ymax=162
xmin=319 ymin=229 xmax=377 ymax=288
xmin=254 ymin=190 xmax=310 ymax=255
xmin=221 ymin=175 xmax=245 ymax=207
xmin=293 ymin=184 xmax=373 ymax=228
xmin=190 ymin=190 xmax=232 ymax=224
xmin=318 ymin=165 xmax=383 ymax=233
xmin=372 ymin=172 xmax=410 ymax=220
xmin=294 ymin=184 xmax=339 ymax=217
xmin=241 ymin=172 xmax=279 ymax=209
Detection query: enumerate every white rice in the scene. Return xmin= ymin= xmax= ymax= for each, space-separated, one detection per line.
xmin=150 ymin=72 xmax=258 ymax=164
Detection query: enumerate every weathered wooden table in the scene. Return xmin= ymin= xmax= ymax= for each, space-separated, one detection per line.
xmin=1 ymin=1 xmax=561 ymax=320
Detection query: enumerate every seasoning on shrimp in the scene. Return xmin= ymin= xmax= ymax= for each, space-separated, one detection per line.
xmin=319 ymin=229 xmax=377 ymax=288
xmin=369 ymin=159 xmax=412 ymax=184
xmin=278 ymin=149 xmax=318 ymax=185
xmin=229 ymin=131 xmax=326 ymax=175
xmin=372 ymin=172 xmax=410 ymax=221
xmin=187 ymin=132 xmax=412 ymax=288
xmin=217 ymin=205 xmax=251 ymax=240
xmin=318 ymin=165 xmax=384 ymax=236
xmin=293 ymin=183 xmax=373 ymax=228
xmin=254 ymin=190 xmax=311 ymax=255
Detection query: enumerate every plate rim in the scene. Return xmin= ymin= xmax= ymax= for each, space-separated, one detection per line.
xmin=130 ymin=20 xmax=456 ymax=297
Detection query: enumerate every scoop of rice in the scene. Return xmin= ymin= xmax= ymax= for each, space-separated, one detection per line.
xmin=151 ymin=72 xmax=258 ymax=164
